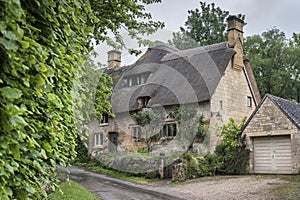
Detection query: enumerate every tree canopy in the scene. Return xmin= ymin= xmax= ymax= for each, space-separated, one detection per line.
xmin=244 ymin=29 xmax=300 ymax=102
xmin=168 ymin=1 xmax=244 ymax=50
xmin=0 ymin=0 xmax=163 ymax=199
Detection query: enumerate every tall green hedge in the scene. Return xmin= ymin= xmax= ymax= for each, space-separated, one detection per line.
xmin=0 ymin=1 xmax=96 ymax=199
xmin=0 ymin=0 xmax=163 ymax=199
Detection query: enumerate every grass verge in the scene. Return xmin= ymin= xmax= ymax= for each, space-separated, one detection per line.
xmin=48 ymin=181 xmax=99 ymax=200
xmin=76 ymin=161 xmax=155 ymax=184
xmin=274 ymin=175 xmax=300 ymax=199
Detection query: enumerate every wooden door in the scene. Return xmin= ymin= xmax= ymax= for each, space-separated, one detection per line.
xmin=108 ymin=132 xmax=118 ymax=152
xmin=253 ymin=136 xmax=293 ymax=174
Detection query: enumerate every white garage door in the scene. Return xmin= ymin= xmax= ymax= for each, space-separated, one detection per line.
xmin=253 ymin=136 xmax=293 ymax=174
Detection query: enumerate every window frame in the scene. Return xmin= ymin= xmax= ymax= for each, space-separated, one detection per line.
xmin=247 ymin=96 xmax=252 ymax=108
xmin=100 ymin=113 xmax=109 ymax=126
xmin=94 ymin=133 xmax=103 ymax=146
xmin=132 ymin=126 xmax=142 ymax=142
xmin=161 ymin=123 xmax=177 ymax=138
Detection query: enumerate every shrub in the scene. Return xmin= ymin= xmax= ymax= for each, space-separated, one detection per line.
xmin=74 ymin=137 xmax=89 ymax=163
xmin=137 ymin=147 xmax=148 ymax=153
xmin=215 ymin=118 xmax=249 ymax=175
xmin=215 ymin=143 xmax=249 ymax=175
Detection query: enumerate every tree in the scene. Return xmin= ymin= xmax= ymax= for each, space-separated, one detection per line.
xmin=0 ymin=0 xmax=163 ymax=199
xmin=132 ymin=108 xmax=164 ymax=152
xmin=244 ymin=28 xmax=300 ymax=102
xmin=168 ymin=1 xmax=244 ymax=50
xmin=132 ymin=106 xmax=209 ymax=153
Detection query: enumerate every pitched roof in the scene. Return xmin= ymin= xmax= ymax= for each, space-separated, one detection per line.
xmin=242 ymin=94 xmax=300 ymax=132
xmin=268 ymin=94 xmax=300 ymax=129
xmin=109 ymin=41 xmax=236 ymax=113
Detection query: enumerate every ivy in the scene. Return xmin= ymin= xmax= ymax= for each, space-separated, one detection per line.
xmin=0 ymin=0 xmax=163 ymax=199
xmin=0 ymin=0 xmax=96 ymax=199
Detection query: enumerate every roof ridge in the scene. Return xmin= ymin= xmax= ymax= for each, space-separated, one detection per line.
xmin=161 ymin=42 xmax=229 ymax=62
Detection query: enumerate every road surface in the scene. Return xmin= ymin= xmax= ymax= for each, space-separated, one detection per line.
xmin=58 ymin=166 xmax=191 ymax=200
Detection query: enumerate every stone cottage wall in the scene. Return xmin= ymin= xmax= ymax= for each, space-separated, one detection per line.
xmin=210 ymin=59 xmax=255 ymax=151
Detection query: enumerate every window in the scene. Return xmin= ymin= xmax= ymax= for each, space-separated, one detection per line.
xmin=126 ymin=73 xmax=149 ymax=87
xmin=247 ymin=96 xmax=252 ymax=108
xmin=137 ymin=96 xmax=150 ymax=109
xmin=100 ymin=113 xmax=109 ymax=125
xmin=220 ymin=101 xmax=223 ymax=110
xmin=132 ymin=127 xmax=142 ymax=142
xmin=162 ymin=123 xmax=177 ymax=138
xmin=95 ymin=133 xmax=103 ymax=146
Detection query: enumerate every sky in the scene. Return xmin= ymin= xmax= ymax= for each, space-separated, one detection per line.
xmin=94 ymin=0 xmax=300 ymax=66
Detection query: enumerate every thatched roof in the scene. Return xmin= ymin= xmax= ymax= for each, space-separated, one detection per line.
xmin=109 ymin=41 xmax=237 ymax=113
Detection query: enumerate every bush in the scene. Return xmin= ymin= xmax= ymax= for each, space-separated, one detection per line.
xmin=181 ymin=152 xmax=218 ymax=178
xmin=137 ymin=147 xmax=148 ymax=153
xmin=215 ymin=143 xmax=249 ymax=175
xmin=215 ymin=118 xmax=249 ymax=175
xmin=74 ymin=137 xmax=89 ymax=163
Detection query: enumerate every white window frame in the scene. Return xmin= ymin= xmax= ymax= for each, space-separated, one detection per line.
xmin=95 ymin=133 xmax=103 ymax=146
xmin=247 ymin=96 xmax=252 ymax=108
xmin=100 ymin=113 xmax=109 ymax=126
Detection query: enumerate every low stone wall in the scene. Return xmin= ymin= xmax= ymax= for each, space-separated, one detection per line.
xmin=94 ymin=152 xmax=180 ymax=178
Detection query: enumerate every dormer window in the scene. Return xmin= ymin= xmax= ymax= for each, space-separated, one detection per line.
xmin=137 ymin=96 xmax=151 ymax=109
xmin=126 ymin=73 xmax=149 ymax=87
xmin=100 ymin=113 xmax=109 ymax=125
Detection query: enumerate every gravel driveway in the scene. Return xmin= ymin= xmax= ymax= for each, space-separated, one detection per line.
xmin=158 ymin=176 xmax=287 ymax=200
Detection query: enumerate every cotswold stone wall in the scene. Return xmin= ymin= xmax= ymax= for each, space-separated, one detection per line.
xmin=210 ymin=60 xmax=255 ymax=151
xmin=95 ymin=153 xmax=178 ymax=178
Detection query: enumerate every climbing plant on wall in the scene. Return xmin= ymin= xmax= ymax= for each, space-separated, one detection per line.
xmin=0 ymin=0 xmax=163 ymax=199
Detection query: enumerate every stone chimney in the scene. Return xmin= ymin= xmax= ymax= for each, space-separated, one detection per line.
xmin=107 ymin=50 xmax=121 ymax=69
xmin=227 ymin=16 xmax=245 ymax=70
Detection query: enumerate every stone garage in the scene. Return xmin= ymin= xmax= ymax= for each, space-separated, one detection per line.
xmin=242 ymin=94 xmax=300 ymax=174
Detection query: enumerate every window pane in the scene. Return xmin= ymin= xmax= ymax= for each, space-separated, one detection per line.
xmin=247 ymin=96 xmax=252 ymax=107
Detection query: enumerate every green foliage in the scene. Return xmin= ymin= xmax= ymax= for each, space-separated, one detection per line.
xmin=168 ymin=32 xmax=199 ymax=50
xmin=217 ymin=118 xmax=246 ymax=150
xmin=74 ymin=137 xmax=89 ymax=164
xmin=49 ymin=181 xmax=98 ymax=200
xmin=181 ymin=153 xmax=219 ymax=178
xmin=89 ymin=0 xmax=164 ymax=54
xmin=0 ymin=0 xmax=96 ymax=198
xmin=215 ymin=118 xmax=249 ymax=175
xmin=169 ymin=1 xmax=244 ymax=49
xmin=132 ymin=108 xmax=164 ymax=152
xmin=0 ymin=0 xmax=163 ymax=199
xmin=137 ymin=147 xmax=148 ymax=153
xmin=74 ymin=56 xmax=103 ymax=123
xmin=95 ymin=73 xmax=114 ymax=121
xmin=78 ymin=161 xmax=151 ymax=183
xmin=244 ymin=28 xmax=300 ymax=102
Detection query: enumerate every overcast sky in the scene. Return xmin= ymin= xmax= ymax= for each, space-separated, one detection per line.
xmin=94 ymin=0 xmax=300 ymax=65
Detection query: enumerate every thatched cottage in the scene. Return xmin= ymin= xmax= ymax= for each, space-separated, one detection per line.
xmin=242 ymin=94 xmax=300 ymax=174
xmin=88 ymin=16 xmax=261 ymax=157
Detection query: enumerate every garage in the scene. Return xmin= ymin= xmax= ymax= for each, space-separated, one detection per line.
xmin=242 ymin=94 xmax=300 ymax=174
xmin=253 ymin=135 xmax=293 ymax=174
